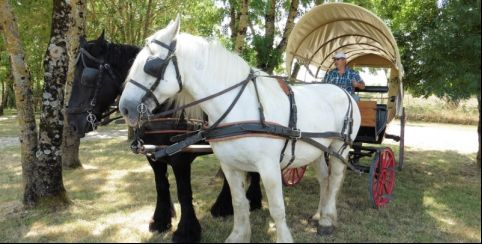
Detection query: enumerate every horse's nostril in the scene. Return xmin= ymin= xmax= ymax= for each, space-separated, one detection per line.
xmin=123 ymin=108 xmax=129 ymax=116
xmin=70 ymin=124 xmax=77 ymax=132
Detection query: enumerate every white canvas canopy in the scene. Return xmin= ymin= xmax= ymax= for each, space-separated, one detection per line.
xmin=285 ymin=2 xmax=404 ymax=80
xmin=285 ymin=2 xmax=404 ymax=118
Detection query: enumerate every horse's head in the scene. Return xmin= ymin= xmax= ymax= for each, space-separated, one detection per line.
xmin=119 ymin=16 xmax=183 ymax=127
xmin=67 ymin=32 xmax=123 ymax=138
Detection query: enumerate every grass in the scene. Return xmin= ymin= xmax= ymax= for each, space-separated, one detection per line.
xmin=0 ymin=105 xmax=480 ymax=242
xmin=0 ymin=109 xmax=23 ymax=137
xmin=403 ymin=94 xmax=479 ymax=125
xmin=0 ymin=135 xmax=480 ymax=242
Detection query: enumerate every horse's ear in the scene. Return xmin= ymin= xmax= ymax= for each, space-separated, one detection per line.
xmin=97 ymin=30 xmax=105 ymax=42
xmin=173 ymin=14 xmax=180 ymax=37
xmin=163 ymin=15 xmax=180 ymax=41
xmin=79 ymin=35 xmax=87 ymax=47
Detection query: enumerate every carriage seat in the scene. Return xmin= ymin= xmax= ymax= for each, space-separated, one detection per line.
xmin=354 ymin=101 xmax=388 ymax=143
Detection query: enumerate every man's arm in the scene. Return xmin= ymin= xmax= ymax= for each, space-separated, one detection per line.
xmin=351 ymin=70 xmax=365 ymax=89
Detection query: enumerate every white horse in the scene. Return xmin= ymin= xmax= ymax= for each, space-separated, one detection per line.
xmin=119 ymin=17 xmax=361 ymax=243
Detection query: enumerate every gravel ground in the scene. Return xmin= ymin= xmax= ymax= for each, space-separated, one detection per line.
xmin=0 ymin=121 xmax=479 ymax=154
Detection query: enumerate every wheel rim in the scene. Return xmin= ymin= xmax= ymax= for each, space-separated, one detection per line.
xmin=282 ymin=166 xmax=307 ymax=187
xmin=369 ymin=148 xmax=396 ymax=208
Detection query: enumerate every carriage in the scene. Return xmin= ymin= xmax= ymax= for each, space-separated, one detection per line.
xmin=121 ymin=3 xmax=405 ymax=215
xmin=133 ymin=3 xmax=406 ymax=210
xmin=281 ymin=2 xmax=406 ymax=208
xmin=68 ymin=3 xmax=407 ymax=242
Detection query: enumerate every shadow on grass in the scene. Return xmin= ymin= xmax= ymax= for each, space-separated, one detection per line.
xmin=1 ymin=141 xmax=480 ymax=242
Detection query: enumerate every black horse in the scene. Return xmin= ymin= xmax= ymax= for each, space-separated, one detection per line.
xmin=67 ymin=32 xmax=262 ymax=243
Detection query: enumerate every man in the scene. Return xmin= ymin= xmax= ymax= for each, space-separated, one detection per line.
xmin=323 ymin=51 xmax=365 ymax=101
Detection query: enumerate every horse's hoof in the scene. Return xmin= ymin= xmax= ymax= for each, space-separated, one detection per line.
xmin=210 ymin=201 xmax=234 ymax=218
xmin=309 ymin=217 xmax=319 ymax=226
xmin=149 ymin=219 xmax=172 ymax=233
xmin=249 ymin=201 xmax=262 ymax=211
xmin=317 ymin=225 xmax=335 ymax=236
xmin=172 ymin=218 xmax=201 ymax=243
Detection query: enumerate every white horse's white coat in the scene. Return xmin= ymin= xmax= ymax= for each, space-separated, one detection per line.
xmin=119 ymin=17 xmax=361 ymax=243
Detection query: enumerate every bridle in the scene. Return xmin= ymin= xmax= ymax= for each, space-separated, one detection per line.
xmin=127 ymin=39 xmax=183 ymax=116
xmin=67 ymin=47 xmax=122 ymax=129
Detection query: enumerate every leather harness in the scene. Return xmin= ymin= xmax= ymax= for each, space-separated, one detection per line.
xmin=67 ymin=48 xmax=123 ymax=128
xmin=130 ymin=39 xmax=358 ymax=171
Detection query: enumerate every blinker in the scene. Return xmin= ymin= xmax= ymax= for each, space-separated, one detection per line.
xmin=81 ymin=67 xmax=100 ymax=87
xmin=144 ymin=56 xmax=170 ymax=79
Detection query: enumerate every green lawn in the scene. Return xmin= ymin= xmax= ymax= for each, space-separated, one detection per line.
xmin=0 ymin=134 xmax=480 ymax=242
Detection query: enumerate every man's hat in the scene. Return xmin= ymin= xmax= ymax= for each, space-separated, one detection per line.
xmin=333 ymin=51 xmax=347 ymax=59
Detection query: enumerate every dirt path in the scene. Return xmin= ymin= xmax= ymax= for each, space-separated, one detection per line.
xmin=0 ymin=127 xmax=127 ymax=150
xmin=385 ymin=121 xmax=478 ymax=154
xmin=0 ymin=121 xmax=479 ymax=154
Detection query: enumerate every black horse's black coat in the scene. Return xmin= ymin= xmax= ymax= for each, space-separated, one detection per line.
xmin=67 ymin=34 xmax=262 ymax=243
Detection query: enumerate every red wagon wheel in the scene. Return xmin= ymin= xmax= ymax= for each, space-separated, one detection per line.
xmin=369 ymin=148 xmax=396 ymax=208
xmin=282 ymin=166 xmax=307 ymax=187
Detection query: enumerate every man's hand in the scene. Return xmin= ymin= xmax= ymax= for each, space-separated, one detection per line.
xmin=352 ymin=80 xmax=365 ymax=89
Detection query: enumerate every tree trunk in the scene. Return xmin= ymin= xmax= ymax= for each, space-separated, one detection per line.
xmin=0 ymin=0 xmax=40 ymax=206
xmin=477 ymin=94 xmax=481 ymax=168
xmin=34 ymin=0 xmax=72 ymax=206
xmin=62 ymin=0 xmax=86 ymax=170
xmin=0 ymin=85 xmax=3 ymax=116
xmin=259 ymin=0 xmax=276 ymax=73
xmin=275 ymin=0 xmax=298 ymax=55
xmin=0 ymin=38 xmax=4 ymax=116
xmin=1 ymin=60 xmax=15 ymax=111
xmin=142 ymin=0 xmax=153 ymax=39
xmin=0 ymin=72 xmax=4 ymax=116
xmin=228 ymin=0 xmax=237 ymax=40
xmin=234 ymin=0 xmax=249 ymax=53
xmin=264 ymin=0 xmax=276 ymax=44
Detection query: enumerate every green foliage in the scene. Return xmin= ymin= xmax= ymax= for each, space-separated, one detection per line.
xmin=360 ymin=0 xmax=481 ymax=102
xmin=414 ymin=0 xmax=481 ymax=101
xmin=7 ymin=0 xmax=52 ymax=108
xmin=86 ymin=0 xmax=223 ymax=46
xmin=1 ymin=0 xmax=223 ymax=110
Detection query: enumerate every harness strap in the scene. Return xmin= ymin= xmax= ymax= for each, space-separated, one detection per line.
xmin=252 ymin=77 xmax=266 ymax=126
xmin=80 ymin=48 xmax=104 ymax=64
xmin=150 ymin=121 xmax=344 ymax=160
xmin=208 ymin=70 xmax=254 ymax=129
xmin=151 ymin=70 xmax=256 ymax=159
xmin=141 ymin=73 xmax=358 ymax=173
xmin=281 ymin=84 xmax=298 ymax=169
xmin=150 ymin=39 xmax=182 ymax=92
xmin=151 ymin=39 xmax=176 ymax=52
xmin=172 ymin=56 xmax=183 ymax=91
xmin=299 ymin=137 xmax=359 ymax=172
xmin=129 ymin=79 xmax=163 ymax=109
xmin=90 ymin=64 xmax=105 ymax=107
xmin=203 ymin=123 xmax=343 ymax=141
xmin=338 ymin=89 xmax=355 ymax=156
xmin=147 ymin=71 xmax=256 ymax=119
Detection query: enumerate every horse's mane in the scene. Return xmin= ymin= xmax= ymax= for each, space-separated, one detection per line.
xmin=173 ymin=33 xmax=283 ymax=120
xmin=182 ymin=34 xmax=252 ymax=87
xmin=165 ymin=34 xmax=255 ymax=120
xmin=104 ymin=42 xmax=140 ymax=85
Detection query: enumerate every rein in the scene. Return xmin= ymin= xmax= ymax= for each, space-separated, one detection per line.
xmin=129 ymin=39 xmax=358 ymax=172
xmin=140 ymin=71 xmax=257 ymax=120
